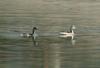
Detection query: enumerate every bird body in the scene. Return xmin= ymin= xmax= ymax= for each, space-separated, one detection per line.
xmin=20 ymin=27 xmax=38 ymax=39
xmin=60 ymin=25 xmax=75 ymax=40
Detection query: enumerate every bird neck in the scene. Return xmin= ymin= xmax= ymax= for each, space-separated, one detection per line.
xmin=32 ymin=29 xmax=35 ymax=34
xmin=71 ymin=29 xmax=74 ymax=34
xmin=70 ymin=25 xmax=74 ymax=34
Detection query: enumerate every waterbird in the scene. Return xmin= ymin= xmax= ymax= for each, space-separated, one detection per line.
xmin=60 ymin=25 xmax=76 ymax=40
xmin=20 ymin=27 xmax=38 ymax=39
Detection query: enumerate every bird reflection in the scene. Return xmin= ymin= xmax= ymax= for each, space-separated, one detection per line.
xmin=31 ymin=36 xmax=38 ymax=46
xmin=71 ymin=39 xmax=76 ymax=46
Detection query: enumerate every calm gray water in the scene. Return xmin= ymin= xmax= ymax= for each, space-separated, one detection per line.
xmin=0 ymin=0 xmax=100 ymax=68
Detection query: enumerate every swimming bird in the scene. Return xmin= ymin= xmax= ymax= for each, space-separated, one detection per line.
xmin=60 ymin=25 xmax=76 ymax=40
xmin=20 ymin=27 xmax=38 ymax=38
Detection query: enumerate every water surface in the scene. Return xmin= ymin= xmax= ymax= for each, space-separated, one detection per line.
xmin=0 ymin=0 xmax=100 ymax=68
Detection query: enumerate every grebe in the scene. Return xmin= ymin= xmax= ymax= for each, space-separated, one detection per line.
xmin=60 ymin=25 xmax=76 ymax=39
xmin=20 ymin=27 xmax=38 ymax=38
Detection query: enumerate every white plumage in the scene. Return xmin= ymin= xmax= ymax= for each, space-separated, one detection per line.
xmin=60 ymin=25 xmax=76 ymax=40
